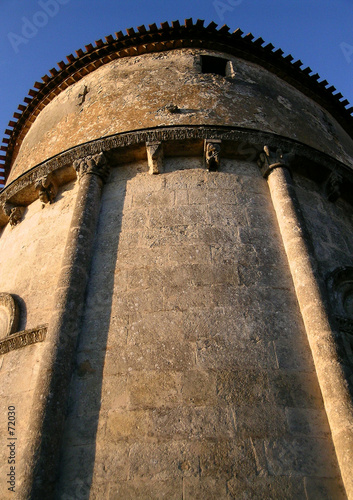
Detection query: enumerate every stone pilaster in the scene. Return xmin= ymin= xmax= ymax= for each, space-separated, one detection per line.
xmin=258 ymin=146 xmax=353 ymax=499
xmin=21 ymin=153 xmax=109 ymax=499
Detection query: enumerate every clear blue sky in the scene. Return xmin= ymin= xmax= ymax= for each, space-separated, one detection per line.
xmin=1 ymin=0 xmax=353 ymax=176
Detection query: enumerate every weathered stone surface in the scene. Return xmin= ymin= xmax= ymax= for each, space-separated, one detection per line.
xmin=8 ymin=50 xmax=353 ymax=182
xmin=1 ymin=33 xmax=352 ymax=499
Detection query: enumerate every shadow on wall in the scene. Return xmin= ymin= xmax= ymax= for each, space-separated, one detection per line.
xmin=56 ymin=162 xmax=129 ymax=499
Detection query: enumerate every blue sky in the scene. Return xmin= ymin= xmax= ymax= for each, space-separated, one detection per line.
xmin=1 ymin=0 xmax=353 ymax=184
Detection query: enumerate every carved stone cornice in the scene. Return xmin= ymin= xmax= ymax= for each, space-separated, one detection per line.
xmin=0 ymin=324 xmax=47 ymax=354
xmin=1 ymin=126 xmax=353 ymax=227
xmin=257 ymin=145 xmax=295 ymax=178
xmin=73 ymin=152 xmax=110 ymax=183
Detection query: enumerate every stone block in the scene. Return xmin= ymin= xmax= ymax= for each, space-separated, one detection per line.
xmin=149 ymin=205 xmax=207 ymax=228
xmin=125 ymin=172 xmax=166 ymax=193
xmin=216 ymin=370 xmax=271 ymax=406
xmin=264 ymin=437 xmax=340 ymax=477
xmin=210 ymin=242 xmax=258 ymax=267
xmin=113 ymin=286 xmax=165 ymax=315
xmin=128 ymin=310 xmax=184 ymax=344
xmin=132 ymin=189 xmax=175 ymax=209
xmin=196 ymin=225 xmax=239 ymax=245
xmin=303 ymin=477 xmax=347 ymax=500
xmin=180 ymin=370 xmax=217 ymax=405
xmin=235 ymin=405 xmax=287 ymax=438
xmin=183 ymin=477 xmax=227 ymax=499
xmin=188 ymin=187 xmax=208 ymax=205
xmin=274 ymin=338 xmax=315 ymax=371
xmin=226 ymin=476 xmax=306 ymax=500
xmin=168 ymin=244 xmax=212 ymax=266
xmin=182 ymin=307 xmax=248 ymax=342
xmin=198 ymin=439 xmax=256 ymax=479
xmin=269 ymin=371 xmax=325 ymax=409
xmin=164 ymin=284 xmax=216 ymax=311
xmin=196 ymin=338 xmax=277 ymax=370
xmin=164 ymin=157 xmax=204 ymax=174
xmin=109 ymin=479 xmax=183 ymax=500
xmin=128 ymin=441 xmax=200 ymax=480
xmin=164 ymin=169 xmax=206 ymax=190
xmin=105 ymin=409 xmax=151 ymax=441
xmin=285 ymin=408 xmax=331 ymax=437
xmin=150 ymin=405 xmax=237 ymax=440
xmin=175 ymin=189 xmax=188 ymax=205
xmin=101 ymin=374 xmax=129 ymax=411
xmin=208 ymin=204 xmax=247 ymax=228
xmin=127 ymin=370 xmax=181 ymax=408
xmin=116 ymin=246 xmax=170 ymax=269
xmin=207 ymin=188 xmax=236 ymax=205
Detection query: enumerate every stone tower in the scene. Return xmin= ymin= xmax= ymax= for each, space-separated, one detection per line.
xmin=0 ymin=19 xmax=353 ymax=499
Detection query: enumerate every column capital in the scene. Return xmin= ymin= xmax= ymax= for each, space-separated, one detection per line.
xmin=257 ymin=145 xmax=294 ymax=178
xmin=73 ymin=152 xmax=110 ymax=183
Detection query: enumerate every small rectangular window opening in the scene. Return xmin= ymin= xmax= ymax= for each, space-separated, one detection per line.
xmin=201 ymin=55 xmax=228 ymax=76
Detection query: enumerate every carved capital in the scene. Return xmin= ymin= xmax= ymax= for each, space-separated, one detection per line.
xmin=2 ymin=201 xmax=25 ymax=226
xmin=257 ymin=145 xmax=294 ymax=178
xmin=0 ymin=293 xmax=19 ymax=340
xmin=324 ymin=171 xmax=343 ymax=202
xmin=35 ymin=173 xmax=58 ymax=208
xmin=146 ymin=141 xmax=163 ymax=175
xmin=204 ymin=140 xmax=221 ymax=171
xmin=73 ymin=152 xmax=110 ymax=183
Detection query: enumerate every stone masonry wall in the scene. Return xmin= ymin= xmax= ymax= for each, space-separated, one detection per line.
xmin=8 ymin=49 xmax=353 ymax=183
xmin=294 ymin=173 xmax=353 ymax=277
xmin=58 ymin=159 xmax=345 ymax=499
xmin=294 ymin=172 xmax=353 ymax=401
xmin=0 ymin=181 xmax=77 ymax=497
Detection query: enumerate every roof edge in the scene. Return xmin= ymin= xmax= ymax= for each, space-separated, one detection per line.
xmin=1 ymin=18 xmax=352 ymax=182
